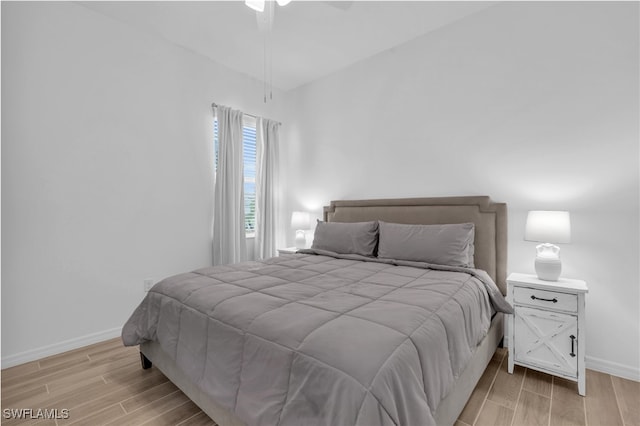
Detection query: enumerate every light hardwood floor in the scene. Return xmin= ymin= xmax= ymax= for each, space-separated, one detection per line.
xmin=458 ymin=347 xmax=639 ymax=426
xmin=1 ymin=338 xmax=638 ymax=425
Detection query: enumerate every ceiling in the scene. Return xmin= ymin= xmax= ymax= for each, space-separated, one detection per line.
xmin=80 ymin=1 xmax=497 ymax=91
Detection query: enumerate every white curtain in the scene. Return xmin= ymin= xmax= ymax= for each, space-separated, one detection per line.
xmin=212 ymin=105 xmax=247 ymax=265
xmin=255 ymin=117 xmax=279 ymax=259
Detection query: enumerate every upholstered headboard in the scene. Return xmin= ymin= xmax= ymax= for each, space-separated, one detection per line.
xmin=323 ymin=196 xmax=508 ymax=295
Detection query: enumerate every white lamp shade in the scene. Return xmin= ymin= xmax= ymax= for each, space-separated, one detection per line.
xmin=276 ymin=0 xmax=292 ymax=5
xmin=525 ymin=211 xmax=571 ymax=244
xmin=291 ymin=211 xmax=310 ymax=230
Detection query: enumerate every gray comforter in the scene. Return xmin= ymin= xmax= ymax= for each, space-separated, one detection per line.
xmin=122 ymin=251 xmax=512 ymax=426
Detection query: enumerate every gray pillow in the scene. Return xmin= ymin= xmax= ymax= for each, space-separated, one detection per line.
xmin=378 ymin=221 xmax=475 ymax=267
xmin=311 ymin=220 xmax=379 ymax=257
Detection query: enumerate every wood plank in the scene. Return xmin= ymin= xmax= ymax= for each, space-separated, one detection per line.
xmin=486 ymin=361 xmax=525 ymax=409
xmin=1 ymin=361 xmax=40 ymax=380
xmin=102 ymin=361 xmax=159 ymax=385
xmin=523 ymin=368 xmax=552 ymax=397
xmin=551 ymin=377 xmax=586 ymax=426
xmin=37 ymin=338 xmax=121 ymax=370
xmin=45 ymin=374 xmax=107 ymax=396
xmin=474 ymin=399 xmax=514 ymax=426
xmin=103 ymin=391 xmax=189 ymax=426
xmin=142 ymin=400 xmax=202 ymax=426
xmin=585 ymin=369 xmax=624 ymax=426
xmin=66 ymin=337 xmax=124 ymax=356
xmin=68 ymin=403 xmax=127 ymax=426
xmin=31 ymin=419 xmax=57 ymax=426
xmin=37 ymin=355 xmax=92 ymax=378
xmin=176 ymin=411 xmax=218 ymax=426
xmin=23 ymin=418 xmax=57 ymax=426
xmin=611 ymin=375 xmax=640 ymax=426
xmin=38 ymin=350 xmax=89 ymax=370
xmin=121 ymin=380 xmax=180 ymax=413
xmin=87 ymin=344 xmax=138 ymax=362
xmin=512 ymin=389 xmax=551 ymax=426
xmin=1 ymin=384 xmax=49 ymax=408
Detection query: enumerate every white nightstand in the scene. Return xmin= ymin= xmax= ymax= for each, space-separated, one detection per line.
xmin=277 ymin=247 xmax=299 ymax=256
xmin=507 ymin=272 xmax=588 ymax=395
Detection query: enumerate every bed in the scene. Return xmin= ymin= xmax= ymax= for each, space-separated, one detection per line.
xmin=122 ymin=196 xmax=510 ymax=426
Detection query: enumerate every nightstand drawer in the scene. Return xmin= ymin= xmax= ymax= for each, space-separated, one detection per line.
xmin=513 ymin=286 xmax=577 ymax=313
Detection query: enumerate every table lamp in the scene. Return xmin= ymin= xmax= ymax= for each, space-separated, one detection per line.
xmin=524 ymin=211 xmax=571 ymax=281
xmin=291 ymin=211 xmax=310 ymax=249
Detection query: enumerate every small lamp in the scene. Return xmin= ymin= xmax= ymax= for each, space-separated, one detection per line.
xmin=525 ymin=211 xmax=571 ymax=281
xmin=291 ymin=211 xmax=310 ymax=249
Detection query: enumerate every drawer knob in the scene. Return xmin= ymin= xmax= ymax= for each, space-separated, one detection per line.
xmin=531 ymin=295 xmax=558 ymax=303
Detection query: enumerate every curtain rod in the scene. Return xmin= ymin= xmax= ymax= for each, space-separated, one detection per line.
xmin=211 ymin=103 xmax=282 ymax=126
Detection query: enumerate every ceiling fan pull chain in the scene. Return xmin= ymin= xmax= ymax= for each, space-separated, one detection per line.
xmin=270 ymin=27 xmax=273 ymax=100
xmin=263 ymin=31 xmax=267 ymax=103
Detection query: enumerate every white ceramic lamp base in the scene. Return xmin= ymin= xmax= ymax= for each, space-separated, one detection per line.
xmin=295 ymin=230 xmax=306 ymax=249
xmin=534 ymin=243 xmax=562 ymax=281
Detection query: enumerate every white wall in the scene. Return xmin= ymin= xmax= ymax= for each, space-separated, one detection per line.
xmin=1 ymin=2 xmax=284 ymax=364
xmin=283 ymin=2 xmax=639 ymax=379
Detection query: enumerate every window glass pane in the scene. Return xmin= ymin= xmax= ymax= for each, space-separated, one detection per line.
xmin=213 ymin=118 xmax=257 ymax=234
xmin=243 ymin=124 xmax=257 ymax=234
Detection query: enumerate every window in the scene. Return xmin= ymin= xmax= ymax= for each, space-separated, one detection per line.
xmin=214 ymin=118 xmax=257 ymax=236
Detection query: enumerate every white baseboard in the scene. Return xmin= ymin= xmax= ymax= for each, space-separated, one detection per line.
xmin=586 ymin=356 xmax=640 ymax=382
xmin=1 ymin=327 xmax=122 ymax=369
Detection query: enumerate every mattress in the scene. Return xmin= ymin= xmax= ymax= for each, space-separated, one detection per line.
xmin=122 ymin=251 xmax=511 ymax=426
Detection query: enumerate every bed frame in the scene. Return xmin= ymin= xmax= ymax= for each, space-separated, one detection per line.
xmin=140 ymin=195 xmax=507 ymax=426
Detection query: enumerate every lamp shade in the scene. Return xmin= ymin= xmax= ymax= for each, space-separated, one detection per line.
xmin=291 ymin=211 xmax=310 ymax=230
xmin=525 ymin=211 xmax=571 ymax=244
